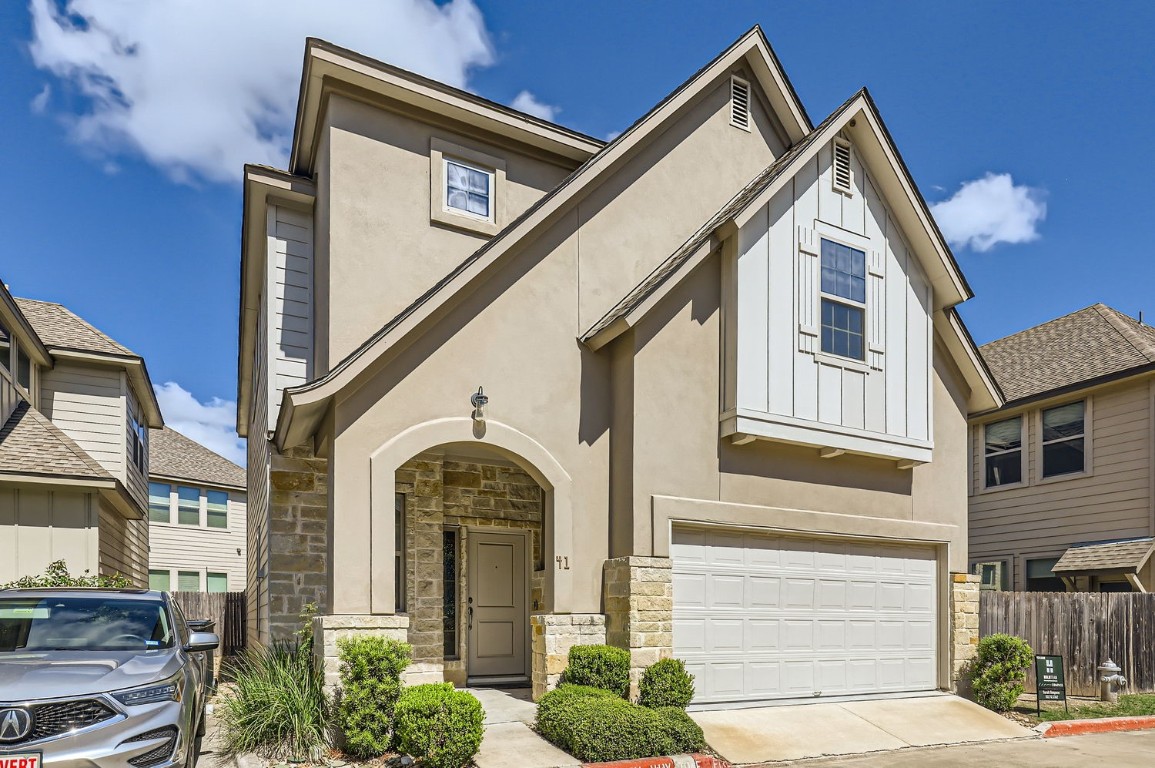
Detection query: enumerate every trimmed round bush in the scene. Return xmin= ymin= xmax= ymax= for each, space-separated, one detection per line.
xmin=536 ymin=683 xmax=701 ymax=762
xmin=638 ymin=658 xmax=695 ymax=709
xmin=560 ymin=644 xmax=631 ymax=697
xmin=336 ymin=636 xmax=412 ymax=757
xmin=971 ymin=633 xmax=1033 ymax=712
xmin=394 ymin=683 xmax=485 ymax=768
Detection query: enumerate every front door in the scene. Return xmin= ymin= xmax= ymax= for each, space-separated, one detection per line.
xmin=467 ymin=530 xmax=528 ymax=680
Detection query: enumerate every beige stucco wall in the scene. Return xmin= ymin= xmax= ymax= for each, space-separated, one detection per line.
xmin=0 ymin=485 xmax=100 ymax=583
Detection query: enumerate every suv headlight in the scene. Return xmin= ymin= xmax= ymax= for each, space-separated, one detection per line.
xmin=112 ymin=674 xmax=183 ymax=706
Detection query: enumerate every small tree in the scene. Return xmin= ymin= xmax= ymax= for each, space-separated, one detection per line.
xmin=971 ymin=633 xmax=1034 ymax=712
xmin=3 ymin=560 xmax=133 ymax=589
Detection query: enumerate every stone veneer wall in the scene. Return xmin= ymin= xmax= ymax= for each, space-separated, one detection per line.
xmin=268 ymin=445 xmax=329 ymax=640
xmin=950 ymin=572 xmax=981 ymax=692
xmin=395 ymin=452 xmax=544 ymax=683
xmin=604 ymin=556 xmax=674 ymax=698
xmin=530 ymin=614 xmax=607 ymax=700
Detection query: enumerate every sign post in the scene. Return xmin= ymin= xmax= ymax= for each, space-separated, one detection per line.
xmin=1035 ymin=654 xmax=1068 ymax=716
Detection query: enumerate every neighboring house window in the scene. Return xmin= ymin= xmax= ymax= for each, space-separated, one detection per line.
xmin=207 ymin=572 xmax=228 ymax=593
xmin=974 ymin=561 xmax=1005 ymax=591
xmin=177 ymin=570 xmax=201 ymax=592
xmin=0 ymin=320 xmax=9 ymax=373
xmin=149 ymin=482 xmax=171 ymax=523
xmin=396 ymin=493 xmax=406 ymax=612
xmin=178 ymin=486 xmax=200 ymax=525
xmin=128 ymin=407 xmax=147 ymax=473
xmin=819 ymin=239 xmax=866 ymax=360
xmin=207 ymin=490 xmax=228 ymax=529
xmin=1026 ymin=557 xmax=1064 ymax=592
xmin=443 ymin=528 xmax=459 ymax=659
xmin=984 ymin=416 xmax=1023 ymax=487
xmin=149 ymin=569 xmax=170 ymax=591
xmin=15 ymin=345 xmax=30 ymax=391
xmin=444 ymin=158 xmax=492 ymax=220
xmin=1042 ymin=401 xmax=1086 ymax=478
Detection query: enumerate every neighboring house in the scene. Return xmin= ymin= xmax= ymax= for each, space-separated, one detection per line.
xmin=0 ymin=284 xmax=162 ymax=586
xmin=969 ymin=304 xmax=1155 ymax=593
xmin=147 ymin=426 xmax=247 ymax=593
xmin=238 ymin=26 xmax=1002 ymax=705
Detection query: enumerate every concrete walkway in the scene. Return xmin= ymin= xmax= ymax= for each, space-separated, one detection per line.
xmin=469 ymin=688 xmax=579 ymax=768
xmin=692 ymin=695 xmax=1032 ymax=764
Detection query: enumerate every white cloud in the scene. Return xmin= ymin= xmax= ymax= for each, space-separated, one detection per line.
xmin=931 ymin=173 xmax=1047 ymax=252
xmin=27 ymin=0 xmax=495 ymax=183
xmin=154 ymin=381 xmax=245 ymax=466
xmin=510 ymin=90 xmax=558 ymax=122
xmin=30 ymin=83 xmax=50 ymax=113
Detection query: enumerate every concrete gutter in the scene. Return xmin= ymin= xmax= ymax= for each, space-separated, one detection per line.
xmin=1037 ymin=715 xmax=1155 ymax=738
xmin=582 ymin=756 xmax=729 ymax=768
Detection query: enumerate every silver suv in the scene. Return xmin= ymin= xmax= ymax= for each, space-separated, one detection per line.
xmin=0 ymin=589 xmax=218 ymax=768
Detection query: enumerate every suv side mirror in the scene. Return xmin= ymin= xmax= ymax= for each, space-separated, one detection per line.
xmin=185 ymin=632 xmax=219 ymax=652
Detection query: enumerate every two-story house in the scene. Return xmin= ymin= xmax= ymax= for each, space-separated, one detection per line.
xmin=969 ymin=304 xmax=1155 ymax=593
xmin=238 ymin=27 xmax=1002 ymax=705
xmin=0 ymin=283 xmax=162 ymax=586
xmin=147 ymin=426 xmax=247 ymax=593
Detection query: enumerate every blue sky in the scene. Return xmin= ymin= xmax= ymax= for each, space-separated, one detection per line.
xmin=2 ymin=1 xmax=1153 ymax=461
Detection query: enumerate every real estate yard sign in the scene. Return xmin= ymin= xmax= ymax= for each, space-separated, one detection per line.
xmin=1035 ymin=654 xmax=1068 ymax=715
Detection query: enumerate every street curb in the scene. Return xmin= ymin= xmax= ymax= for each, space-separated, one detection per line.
xmin=581 ymin=754 xmax=730 ymax=768
xmin=1036 ymin=715 xmax=1155 ymax=738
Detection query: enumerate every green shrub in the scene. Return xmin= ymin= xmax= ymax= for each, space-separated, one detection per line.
xmin=638 ymin=658 xmax=696 ymax=709
xmin=3 ymin=560 xmax=132 ymax=589
xmin=971 ymin=633 xmax=1034 ymax=712
xmin=336 ymin=635 xmax=412 ymax=757
xmin=218 ymin=641 xmax=329 ymax=761
xmin=560 ymin=644 xmax=631 ymax=697
xmin=536 ymin=683 xmax=700 ymax=762
xmin=394 ymin=683 xmax=485 ymax=768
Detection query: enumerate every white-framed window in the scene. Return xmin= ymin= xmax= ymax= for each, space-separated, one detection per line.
xmin=149 ymin=482 xmax=171 ymax=523
xmin=177 ymin=486 xmax=201 ymax=526
xmin=207 ymin=572 xmax=228 ymax=593
xmin=1041 ymin=400 xmax=1086 ymax=479
xmin=128 ymin=400 xmax=147 ymax=474
xmin=177 ymin=570 xmax=201 ymax=592
xmin=819 ymin=238 xmax=866 ymax=360
xmin=444 ymin=158 xmax=493 ymax=221
xmin=984 ymin=415 xmax=1024 ymax=488
xmin=148 ymin=569 xmax=170 ymax=592
xmin=206 ymin=490 xmax=228 ymax=529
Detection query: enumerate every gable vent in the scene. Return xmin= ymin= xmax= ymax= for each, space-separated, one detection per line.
xmin=730 ymin=76 xmax=751 ymax=131
xmin=833 ymin=138 xmax=853 ymax=194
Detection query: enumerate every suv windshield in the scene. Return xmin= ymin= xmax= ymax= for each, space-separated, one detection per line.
xmin=0 ymin=596 xmax=174 ymax=652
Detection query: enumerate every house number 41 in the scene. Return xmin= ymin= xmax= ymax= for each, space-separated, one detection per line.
xmin=555 ymin=555 xmax=570 ymax=570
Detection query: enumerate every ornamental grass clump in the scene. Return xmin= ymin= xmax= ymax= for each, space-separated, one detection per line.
xmin=336 ymin=636 xmax=412 ymax=757
xmin=971 ymin=633 xmax=1034 ymax=712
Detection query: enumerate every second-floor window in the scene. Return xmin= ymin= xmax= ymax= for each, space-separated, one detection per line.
xmin=819 ymin=239 xmax=866 ymax=361
xmin=984 ymin=416 xmax=1023 ymax=487
xmin=445 ymin=158 xmax=492 ymax=220
xmin=128 ymin=406 xmax=147 ymax=473
xmin=207 ymin=490 xmax=228 ymax=529
xmin=1042 ymin=401 xmax=1086 ymax=478
xmin=149 ymin=482 xmax=171 ymax=522
xmin=178 ymin=486 xmax=200 ymax=525
xmin=150 ymin=483 xmax=232 ymax=528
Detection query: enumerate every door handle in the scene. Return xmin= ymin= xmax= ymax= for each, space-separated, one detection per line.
xmin=468 ymin=605 xmax=474 ymax=630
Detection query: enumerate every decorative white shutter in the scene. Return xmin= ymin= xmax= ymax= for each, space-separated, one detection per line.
xmin=868 ymin=248 xmax=885 ymax=370
xmin=797 ymin=226 xmax=819 ymax=353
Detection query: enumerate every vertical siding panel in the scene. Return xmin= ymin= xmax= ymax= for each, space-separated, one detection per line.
xmin=906 ymin=263 xmax=931 ymax=441
xmin=884 ymin=229 xmax=908 ymax=436
xmin=793 ymin=159 xmax=820 ymax=421
xmin=842 ymin=369 xmax=865 ymax=429
xmin=818 ymin=363 xmax=842 ymax=424
xmin=841 ymin=143 xmax=866 ymax=236
xmin=736 ymin=206 xmax=769 ymax=412
xmin=863 ymin=178 xmax=887 ymax=434
xmin=767 ymin=183 xmax=795 ymax=417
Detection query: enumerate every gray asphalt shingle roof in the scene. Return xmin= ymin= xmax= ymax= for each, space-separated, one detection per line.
xmin=980 ymin=304 xmax=1155 ymax=403
xmin=1053 ymin=538 xmax=1155 ymax=574
xmin=149 ymin=426 xmax=245 ymax=489
xmin=14 ymin=298 xmax=137 ymax=357
xmin=0 ymin=401 xmax=113 ymax=480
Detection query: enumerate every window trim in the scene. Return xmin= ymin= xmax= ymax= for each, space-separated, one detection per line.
xmin=148 ymin=482 xmax=173 ymax=523
xmin=443 ymin=157 xmax=494 ymax=223
xmin=1036 ymin=398 xmax=1092 ymax=484
xmin=981 ymin=414 xmax=1028 ymax=492
xmin=177 ymin=485 xmax=202 ymax=526
xmin=817 ymin=236 xmax=868 ymax=363
xmin=429 ymin=137 xmax=506 ymax=236
xmin=206 ymin=489 xmax=229 ymax=529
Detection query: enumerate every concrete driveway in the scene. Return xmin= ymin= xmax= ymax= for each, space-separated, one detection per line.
xmin=692 ymin=695 xmax=1031 ymax=764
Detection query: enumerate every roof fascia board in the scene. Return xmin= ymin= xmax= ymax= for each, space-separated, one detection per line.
xmin=0 ymin=473 xmax=115 ymax=489
xmin=747 ymin=32 xmax=811 ymax=142
xmin=935 ymin=309 xmax=1003 ymax=413
xmin=291 ymin=39 xmax=603 ymax=175
xmin=972 ymin=363 xmax=1155 ymax=419
xmin=236 ymin=166 xmax=316 ymax=436
xmin=49 ymin=349 xmax=163 ymax=427
xmin=149 ymin=472 xmax=245 ymax=492
xmin=0 ymin=286 xmax=51 ymax=366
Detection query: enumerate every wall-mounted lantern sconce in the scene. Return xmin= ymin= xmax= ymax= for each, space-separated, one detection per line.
xmin=471 ymin=386 xmax=488 ymax=422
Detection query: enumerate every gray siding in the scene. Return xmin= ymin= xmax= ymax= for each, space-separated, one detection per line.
xmin=247 ymin=284 xmax=272 ymax=645
xmin=0 ymin=486 xmax=100 ymax=582
xmin=97 ymin=501 xmax=149 ymax=586
xmin=40 ymin=363 xmax=125 ymax=479
xmin=969 ymin=377 xmax=1154 ymax=589
xmin=149 ymin=492 xmax=248 ymax=591
xmin=267 ymin=204 xmax=313 ymax=427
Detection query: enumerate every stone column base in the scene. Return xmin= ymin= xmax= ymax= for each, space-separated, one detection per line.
xmin=313 ymin=614 xmax=410 ymax=690
xmin=604 ymin=557 xmax=674 ymax=698
xmin=530 ymin=614 xmax=606 ymax=700
xmin=950 ymin=573 xmax=981 ymax=693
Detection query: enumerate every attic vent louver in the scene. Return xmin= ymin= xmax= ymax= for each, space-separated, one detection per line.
xmin=833 ymin=138 xmax=853 ymax=194
xmin=730 ymin=76 xmax=751 ymax=131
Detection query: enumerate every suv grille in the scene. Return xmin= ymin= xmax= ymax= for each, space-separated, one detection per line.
xmin=15 ymin=699 xmax=118 ymax=744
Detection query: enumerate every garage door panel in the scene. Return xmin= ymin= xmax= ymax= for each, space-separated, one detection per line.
xmin=673 ymin=527 xmax=938 ymax=705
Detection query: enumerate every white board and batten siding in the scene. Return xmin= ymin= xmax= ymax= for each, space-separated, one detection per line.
xmin=726 ymin=137 xmax=933 ymax=463
xmin=39 ymin=363 xmax=127 ymax=480
xmin=266 ymin=205 xmax=314 ymax=427
xmin=672 ymin=526 xmax=937 ymax=705
xmin=0 ymin=487 xmax=100 ymax=584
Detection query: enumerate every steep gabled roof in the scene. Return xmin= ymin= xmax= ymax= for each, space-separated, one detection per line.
xmin=273 ymin=26 xmax=816 ymax=449
xmin=150 ymin=426 xmax=245 ymax=490
xmin=980 ymin=304 xmax=1155 ymax=404
xmin=0 ymin=401 xmax=113 ymax=481
xmin=15 ymin=298 xmax=137 ymax=357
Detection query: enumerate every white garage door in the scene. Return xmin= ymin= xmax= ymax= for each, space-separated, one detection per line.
xmin=672 ymin=526 xmax=938 ymax=705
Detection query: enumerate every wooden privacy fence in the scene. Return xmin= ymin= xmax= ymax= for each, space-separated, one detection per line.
xmin=171 ymin=591 xmax=246 ymax=655
xmin=980 ymin=591 xmax=1155 ymax=696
